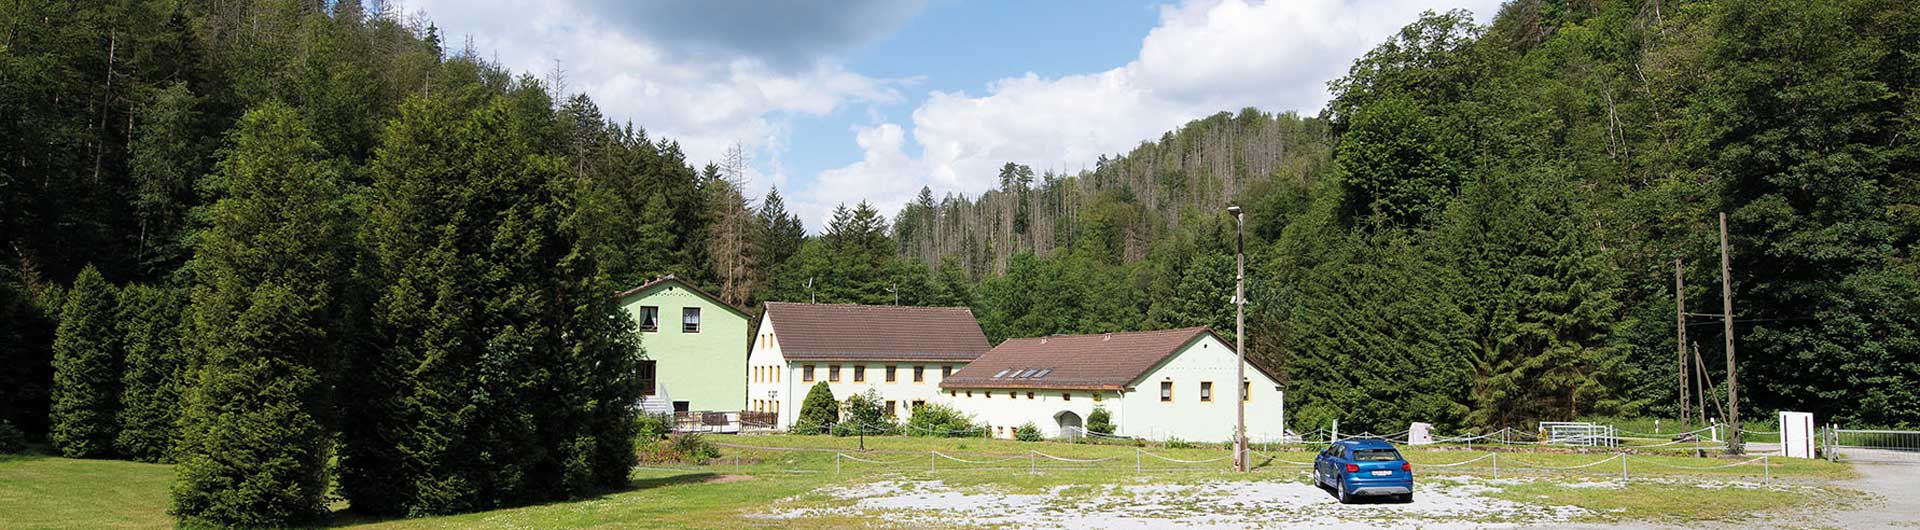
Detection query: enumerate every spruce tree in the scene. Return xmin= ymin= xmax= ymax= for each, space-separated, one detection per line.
xmin=755 ymin=187 xmax=805 ymax=273
xmin=795 ymin=382 xmax=838 ymax=435
xmin=346 ymin=79 xmax=645 ymax=516
xmin=114 ymin=284 xmax=187 ymax=462
xmin=171 ymin=103 xmax=353 ymax=528
xmin=1443 ymin=169 xmax=1628 ymax=428
xmin=50 ymin=265 xmax=121 ymax=458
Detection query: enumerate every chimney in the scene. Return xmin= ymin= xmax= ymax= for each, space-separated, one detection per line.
xmin=1103 ymin=333 xmax=1112 ymax=341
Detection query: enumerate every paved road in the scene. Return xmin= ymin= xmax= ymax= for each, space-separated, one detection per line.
xmin=1816 ymin=461 xmax=1920 ymax=528
xmin=1524 ymin=461 xmax=1920 ymax=530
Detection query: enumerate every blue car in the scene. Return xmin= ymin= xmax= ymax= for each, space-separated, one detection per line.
xmin=1313 ymin=439 xmax=1414 ymax=503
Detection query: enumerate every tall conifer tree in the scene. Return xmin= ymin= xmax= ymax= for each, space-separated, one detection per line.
xmin=346 ymin=78 xmax=643 ymax=516
xmin=171 ymin=103 xmax=354 ymax=528
xmin=114 ymin=284 xmax=187 ymax=462
xmin=50 ymin=265 xmax=120 ymax=458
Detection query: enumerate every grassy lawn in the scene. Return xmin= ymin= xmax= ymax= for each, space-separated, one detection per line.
xmin=1485 ymin=480 xmax=1858 ymax=524
xmin=0 ymin=435 xmax=1862 ymax=529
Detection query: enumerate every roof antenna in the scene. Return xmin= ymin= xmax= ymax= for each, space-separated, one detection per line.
xmin=887 ymin=282 xmax=898 ymax=306
xmin=805 ymin=277 xmax=815 ymax=304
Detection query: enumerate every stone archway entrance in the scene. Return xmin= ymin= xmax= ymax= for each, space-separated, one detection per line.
xmin=1055 ymin=410 xmax=1084 ymax=439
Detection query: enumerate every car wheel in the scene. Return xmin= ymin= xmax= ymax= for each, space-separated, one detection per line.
xmin=1398 ymin=492 xmax=1413 ymax=503
xmin=1336 ymin=477 xmax=1351 ymax=504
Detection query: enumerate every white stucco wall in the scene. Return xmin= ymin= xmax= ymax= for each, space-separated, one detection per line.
xmin=1117 ymin=335 xmax=1286 ymax=443
xmin=939 ymin=386 xmax=1117 ymax=439
xmin=748 ymin=313 xmax=967 ymax=430
xmin=944 ymin=334 xmax=1286 ymax=442
xmin=745 ymin=313 xmax=791 ymax=426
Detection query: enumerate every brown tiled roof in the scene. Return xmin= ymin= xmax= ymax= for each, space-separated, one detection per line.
xmin=941 ymin=327 xmax=1247 ymax=391
xmin=764 ymin=302 xmax=989 ymax=362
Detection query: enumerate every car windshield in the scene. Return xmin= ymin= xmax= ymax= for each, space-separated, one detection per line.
xmin=1352 ymin=448 xmax=1402 ymax=462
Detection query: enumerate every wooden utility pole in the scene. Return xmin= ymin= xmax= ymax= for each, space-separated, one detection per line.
xmin=1675 ymin=258 xmax=1689 ymax=426
xmin=1719 ymin=212 xmax=1742 ymax=453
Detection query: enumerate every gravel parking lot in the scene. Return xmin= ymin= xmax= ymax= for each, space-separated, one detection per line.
xmin=764 ymin=476 xmax=1593 ymax=529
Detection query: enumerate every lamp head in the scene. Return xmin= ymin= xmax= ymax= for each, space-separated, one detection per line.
xmin=1226 ymin=205 xmax=1242 ymax=216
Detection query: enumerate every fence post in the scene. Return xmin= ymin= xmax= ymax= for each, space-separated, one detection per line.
xmin=930 ymin=451 xmax=936 ymax=473
xmin=1764 ymin=455 xmax=1771 ymax=482
xmin=835 ymin=453 xmax=842 ymax=476
xmin=1136 ymin=447 xmax=1142 ymax=474
xmin=1620 ymin=454 xmax=1628 ymax=482
xmin=1030 ymin=451 xmax=1037 ymax=475
xmin=1492 ymin=452 xmax=1499 ymax=480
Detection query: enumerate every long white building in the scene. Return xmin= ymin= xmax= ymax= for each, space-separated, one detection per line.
xmin=743 ymin=302 xmax=1285 ymax=442
xmin=745 ymin=302 xmax=989 ymax=430
xmin=939 ymin=327 xmax=1286 ymax=442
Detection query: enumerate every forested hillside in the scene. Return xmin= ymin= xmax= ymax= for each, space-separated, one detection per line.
xmin=784 ymin=0 xmax=1919 ymax=433
xmin=1 ymin=4 xmax=1916 ymax=519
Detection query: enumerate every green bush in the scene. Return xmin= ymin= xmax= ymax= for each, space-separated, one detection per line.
xmin=794 ymin=381 xmax=838 ymax=435
xmin=0 ymin=422 xmax=26 ymax=453
xmin=833 ymin=389 xmax=894 ymax=437
xmin=671 ymin=432 xmax=720 ymax=462
xmin=905 ymin=403 xmax=982 ymax=437
xmin=1165 ymin=437 xmax=1195 ymax=449
xmin=1087 ymin=407 xmax=1114 ymax=435
xmin=1015 ymin=422 xmax=1041 ymax=441
xmin=637 ymin=432 xmax=721 ymax=464
xmin=633 ymin=413 xmax=671 ymax=442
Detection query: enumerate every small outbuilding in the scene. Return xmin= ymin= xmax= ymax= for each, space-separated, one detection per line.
xmin=940 ymin=327 xmax=1286 ymax=442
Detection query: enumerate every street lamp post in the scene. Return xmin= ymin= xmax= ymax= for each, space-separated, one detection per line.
xmin=1228 ymin=205 xmax=1247 ymax=473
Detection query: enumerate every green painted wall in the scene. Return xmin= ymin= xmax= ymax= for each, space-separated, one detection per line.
xmin=618 ymin=279 xmax=749 ymax=412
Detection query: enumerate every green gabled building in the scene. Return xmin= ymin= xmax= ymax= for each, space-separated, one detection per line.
xmin=616 ymin=275 xmax=750 ymax=414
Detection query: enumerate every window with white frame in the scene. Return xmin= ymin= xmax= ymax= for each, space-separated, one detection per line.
xmin=638 ymin=306 xmax=659 ymax=332
xmin=681 ymin=307 xmax=701 ymax=333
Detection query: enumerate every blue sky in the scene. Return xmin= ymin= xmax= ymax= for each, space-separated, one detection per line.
xmin=784 ymin=1 xmax=1164 ymax=177
xmin=403 ymin=0 xmax=1502 ymax=231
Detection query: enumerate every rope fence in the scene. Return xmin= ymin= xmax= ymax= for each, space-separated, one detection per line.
xmin=808 ymin=420 xmax=1756 ymax=456
xmin=715 ymin=440 xmax=1778 ymax=484
xmin=1277 ymin=425 xmax=1749 ymax=454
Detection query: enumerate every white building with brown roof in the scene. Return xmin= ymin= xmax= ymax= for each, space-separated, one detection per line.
xmin=746 ymin=302 xmax=990 ymax=430
xmin=939 ymin=327 xmax=1287 ymax=442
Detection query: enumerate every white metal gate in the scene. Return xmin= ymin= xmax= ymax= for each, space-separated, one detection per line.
xmin=1827 ymin=427 xmax=1920 ymax=463
xmin=1540 ymin=422 xmax=1619 ymax=447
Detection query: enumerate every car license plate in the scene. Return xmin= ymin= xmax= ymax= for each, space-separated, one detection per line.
xmin=1370 ymin=470 xmax=1392 ymax=476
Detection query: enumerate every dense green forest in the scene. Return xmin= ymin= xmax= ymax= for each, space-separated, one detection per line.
xmin=0 ymin=0 xmax=1915 ymax=524
xmin=841 ymin=0 xmax=1919 ymax=435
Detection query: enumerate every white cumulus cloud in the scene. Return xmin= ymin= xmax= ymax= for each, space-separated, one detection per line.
xmin=798 ymin=0 xmax=1503 ymax=230
xmin=396 ymin=0 xmax=913 ymax=195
